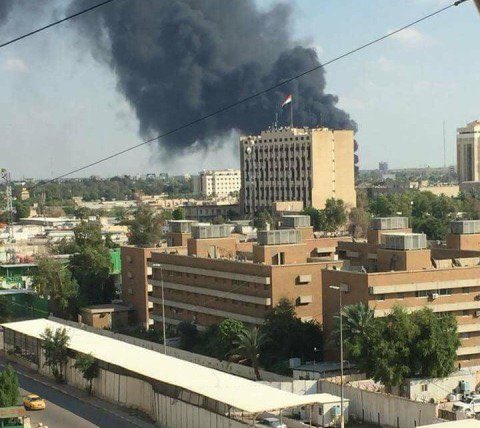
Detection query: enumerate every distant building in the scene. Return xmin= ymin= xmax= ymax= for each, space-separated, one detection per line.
xmin=183 ymin=203 xmax=240 ymax=222
xmin=379 ymin=162 xmax=389 ymax=174
xmin=198 ymin=169 xmax=241 ymax=197
xmin=240 ymin=126 xmax=356 ymax=214
xmin=19 ymin=186 xmax=30 ymax=201
xmin=457 ymin=120 xmax=480 ymax=183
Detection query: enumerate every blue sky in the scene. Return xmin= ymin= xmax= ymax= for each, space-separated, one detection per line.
xmin=1 ymin=0 xmax=479 ymax=179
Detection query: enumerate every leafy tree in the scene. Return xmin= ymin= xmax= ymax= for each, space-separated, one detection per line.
xmin=0 ymin=365 xmax=19 ymax=407
xmin=370 ymin=307 xmax=418 ymax=389
xmin=324 ymin=198 xmax=348 ymax=231
xmin=212 ymin=215 xmax=225 ymax=225
xmin=41 ymin=327 xmax=70 ymax=382
xmin=70 ymin=221 xmax=114 ymax=307
xmin=177 ymin=321 xmax=198 ymax=351
xmin=14 ymin=201 xmax=30 ymax=221
xmin=74 ymin=353 xmax=99 ymax=395
xmin=253 ymin=209 xmax=274 ymax=230
xmin=33 ymin=258 xmax=78 ymax=318
xmin=349 ymin=207 xmax=371 ymax=238
xmin=260 ymin=299 xmax=323 ymax=373
xmin=111 ymin=206 xmax=127 ymax=220
xmin=172 ymin=207 xmax=185 ymax=220
xmin=231 ymin=327 xmax=265 ymax=380
xmin=369 ymin=195 xmax=396 ymax=217
xmin=412 ymin=216 xmax=448 ymax=241
xmin=128 ymin=204 xmax=164 ymax=246
xmin=333 ymin=302 xmax=376 ymax=364
xmin=301 ymin=207 xmax=326 ymax=231
xmin=334 ymin=304 xmax=460 ymax=389
xmin=0 ymin=297 xmax=13 ymax=323
xmin=410 ymin=308 xmax=460 ymax=378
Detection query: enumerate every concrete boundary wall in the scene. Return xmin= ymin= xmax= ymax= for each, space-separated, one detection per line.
xmin=49 ymin=317 xmax=289 ymax=381
xmin=318 ymin=380 xmax=438 ymax=428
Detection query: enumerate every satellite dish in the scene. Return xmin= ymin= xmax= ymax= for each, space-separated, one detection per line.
xmin=246 ymin=147 xmax=252 ymax=154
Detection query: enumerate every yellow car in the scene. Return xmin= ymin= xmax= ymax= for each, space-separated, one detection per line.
xmin=23 ymin=394 xmax=46 ymax=410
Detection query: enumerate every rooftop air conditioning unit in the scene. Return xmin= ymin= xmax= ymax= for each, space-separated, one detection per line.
xmin=430 ymin=292 xmax=439 ymax=300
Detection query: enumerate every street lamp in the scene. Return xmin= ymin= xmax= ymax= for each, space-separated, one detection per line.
xmin=330 ymin=284 xmax=349 ymax=428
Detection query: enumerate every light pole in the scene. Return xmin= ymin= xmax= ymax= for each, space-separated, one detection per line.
xmin=330 ymin=284 xmax=348 ymax=428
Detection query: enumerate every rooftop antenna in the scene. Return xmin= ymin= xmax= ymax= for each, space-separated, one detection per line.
xmin=274 ymin=112 xmax=278 ymax=129
xmin=1 ymin=168 xmax=14 ymax=241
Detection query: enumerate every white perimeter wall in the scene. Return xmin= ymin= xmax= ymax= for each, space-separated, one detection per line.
xmin=318 ymin=380 xmax=438 ymax=428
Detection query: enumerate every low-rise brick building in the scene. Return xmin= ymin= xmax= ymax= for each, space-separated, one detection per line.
xmin=323 ymin=217 xmax=480 ymax=367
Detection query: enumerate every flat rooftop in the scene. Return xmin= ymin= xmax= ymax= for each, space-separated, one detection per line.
xmin=2 ymin=319 xmax=344 ymax=414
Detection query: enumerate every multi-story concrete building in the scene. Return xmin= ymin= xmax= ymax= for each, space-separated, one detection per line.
xmin=457 ymin=120 xmax=480 ymax=183
xmin=198 ymin=169 xmax=241 ymax=197
xmin=240 ymin=126 xmax=356 ymax=214
xmin=148 ymin=223 xmax=346 ymax=331
xmin=323 ymin=217 xmax=480 ymax=367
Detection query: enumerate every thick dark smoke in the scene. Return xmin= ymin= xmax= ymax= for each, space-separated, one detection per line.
xmin=80 ymin=1 xmax=357 ymax=154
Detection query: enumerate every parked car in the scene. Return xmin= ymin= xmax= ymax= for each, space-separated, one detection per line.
xmin=452 ymin=395 xmax=480 ymax=416
xmin=257 ymin=417 xmax=287 ymax=428
xmin=23 ymin=394 xmax=46 ymax=410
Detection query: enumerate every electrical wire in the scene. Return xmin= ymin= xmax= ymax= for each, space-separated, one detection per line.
xmin=25 ymin=0 xmax=470 ymax=190
xmin=0 ymin=0 xmax=120 ymax=50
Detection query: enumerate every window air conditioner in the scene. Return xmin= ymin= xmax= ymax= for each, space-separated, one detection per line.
xmin=430 ymin=292 xmax=439 ymax=300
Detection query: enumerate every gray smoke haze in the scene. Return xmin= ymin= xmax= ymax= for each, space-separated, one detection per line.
xmin=8 ymin=0 xmax=356 ymax=157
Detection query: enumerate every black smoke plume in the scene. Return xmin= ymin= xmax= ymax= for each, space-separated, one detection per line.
xmin=78 ymin=1 xmax=358 ymax=154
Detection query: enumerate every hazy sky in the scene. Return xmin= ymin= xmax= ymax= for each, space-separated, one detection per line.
xmin=1 ymin=0 xmax=479 ymax=179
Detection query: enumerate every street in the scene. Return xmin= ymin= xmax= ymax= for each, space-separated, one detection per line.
xmin=0 ymin=359 xmax=154 ymax=428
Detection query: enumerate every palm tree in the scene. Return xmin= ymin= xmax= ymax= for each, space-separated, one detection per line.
xmin=231 ymin=328 xmax=265 ymax=380
xmin=331 ymin=302 xmax=376 ymax=359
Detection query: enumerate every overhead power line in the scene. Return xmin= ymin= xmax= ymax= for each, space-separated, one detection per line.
xmin=0 ymin=0 xmax=119 ymax=50
xmin=25 ymin=0 xmax=469 ymax=190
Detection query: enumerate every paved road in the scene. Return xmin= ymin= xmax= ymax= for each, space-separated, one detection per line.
xmin=0 ymin=360 xmax=151 ymax=428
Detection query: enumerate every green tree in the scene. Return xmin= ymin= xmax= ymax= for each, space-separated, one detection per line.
xmin=253 ymin=209 xmax=274 ymax=230
xmin=348 ymin=207 xmax=371 ymax=238
xmin=177 ymin=321 xmax=198 ymax=351
xmin=172 ymin=207 xmax=185 ymax=220
xmin=369 ymin=195 xmax=396 ymax=217
xmin=232 ymin=328 xmax=265 ymax=380
xmin=41 ymin=327 xmax=70 ymax=382
xmin=74 ymin=353 xmax=99 ymax=395
xmin=410 ymin=308 xmax=460 ymax=378
xmin=70 ymin=221 xmax=114 ymax=307
xmin=301 ymin=207 xmax=326 ymax=231
xmin=33 ymin=258 xmax=78 ymax=318
xmin=0 ymin=297 xmax=13 ymax=323
xmin=260 ymin=299 xmax=323 ymax=373
xmin=128 ymin=204 xmax=164 ymax=246
xmin=370 ymin=307 xmax=418 ymax=389
xmin=0 ymin=365 xmax=19 ymax=407
xmin=334 ymin=304 xmax=460 ymax=389
xmin=324 ymin=198 xmax=348 ymax=231
xmin=14 ymin=201 xmax=30 ymax=221
xmin=333 ymin=302 xmax=376 ymax=364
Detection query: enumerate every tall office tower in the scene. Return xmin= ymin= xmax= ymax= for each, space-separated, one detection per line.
xmin=457 ymin=120 xmax=480 ymax=183
xmin=240 ymin=126 xmax=356 ymax=214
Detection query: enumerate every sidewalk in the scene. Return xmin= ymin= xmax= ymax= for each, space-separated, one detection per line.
xmin=0 ymin=355 xmax=155 ymax=428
